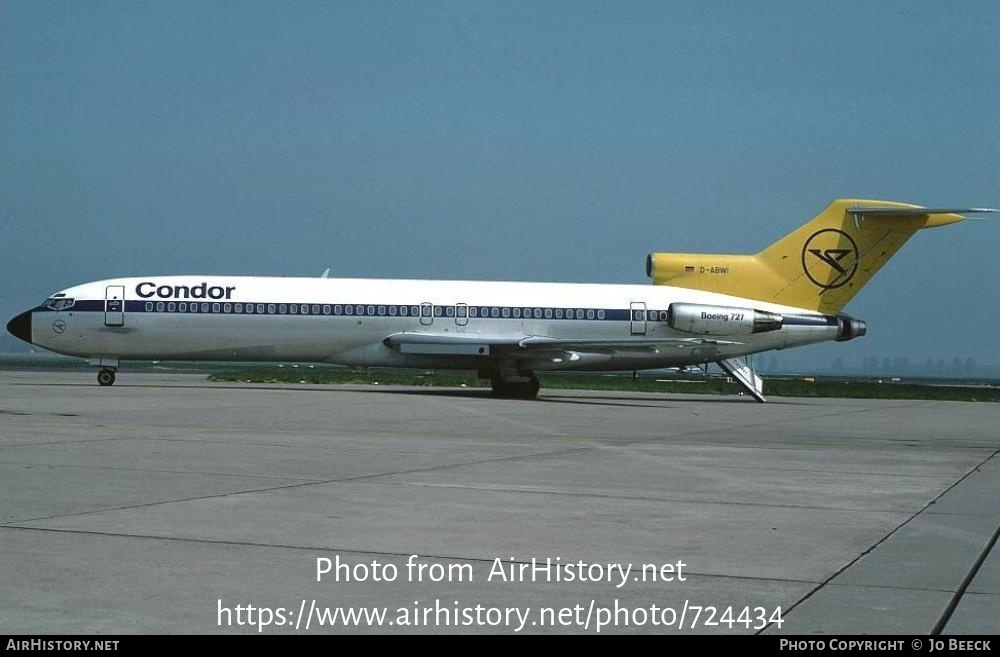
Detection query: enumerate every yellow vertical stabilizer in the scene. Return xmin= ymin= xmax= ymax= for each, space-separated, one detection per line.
xmin=647 ymin=199 xmax=974 ymax=314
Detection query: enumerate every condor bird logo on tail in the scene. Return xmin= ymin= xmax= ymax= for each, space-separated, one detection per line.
xmin=801 ymin=228 xmax=859 ymax=290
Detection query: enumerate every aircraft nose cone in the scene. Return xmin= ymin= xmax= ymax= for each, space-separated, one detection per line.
xmin=6 ymin=311 xmax=32 ymax=344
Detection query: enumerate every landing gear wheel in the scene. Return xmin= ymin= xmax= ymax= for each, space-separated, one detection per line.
xmin=490 ymin=375 xmax=540 ymax=400
xmin=97 ymin=368 xmax=116 ymax=386
xmin=522 ymin=375 xmax=540 ymax=399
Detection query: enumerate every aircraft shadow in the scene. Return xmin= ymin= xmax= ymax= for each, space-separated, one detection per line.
xmin=7 ymin=379 xmax=818 ymax=407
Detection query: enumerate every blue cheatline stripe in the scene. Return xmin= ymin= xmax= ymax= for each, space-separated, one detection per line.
xmin=34 ymin=301 xmax=843 ymax=326
xmin=36 ymin=300 xmax=670 ymax=323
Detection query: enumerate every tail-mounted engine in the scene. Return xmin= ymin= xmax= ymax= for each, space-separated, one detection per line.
xmin=667 ymin=303 xmax=783 ymax=336
xmin=835 ymin=316 xmax=867 ymax=341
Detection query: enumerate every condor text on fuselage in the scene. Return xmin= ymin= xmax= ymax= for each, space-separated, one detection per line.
xmin=136 ymin=282 xmax=236 ymax=300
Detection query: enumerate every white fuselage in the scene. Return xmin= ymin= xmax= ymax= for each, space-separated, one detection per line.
xmin=16 ymin=276 xmax=854 ymax=372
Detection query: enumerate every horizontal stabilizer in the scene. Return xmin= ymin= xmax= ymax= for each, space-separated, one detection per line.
xmin=848 ymin=206 xmax=997 ymax=216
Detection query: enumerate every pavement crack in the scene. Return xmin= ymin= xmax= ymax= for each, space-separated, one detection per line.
xmin=757 ymin=448 xmax=1000 ymax=634
xmin=930 ymin=452 xmax=1000 ymax=635
xmin=1 ymin=445 xmax=588 ymax=526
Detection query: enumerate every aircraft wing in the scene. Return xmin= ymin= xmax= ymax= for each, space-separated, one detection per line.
xmin=382 ymin=331 xmax=740 ymax=357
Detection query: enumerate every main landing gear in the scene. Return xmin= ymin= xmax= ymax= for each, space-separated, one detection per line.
xmin=489 ymin=373 xmax=540 ymax=399
xmin=97 ymin=368 xmax=117 ymax=387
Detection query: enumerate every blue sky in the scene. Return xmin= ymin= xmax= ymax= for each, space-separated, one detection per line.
xmin=2 ymin=1 xmax=998 ymax=368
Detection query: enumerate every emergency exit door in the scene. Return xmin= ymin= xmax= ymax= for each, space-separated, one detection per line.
xmin=630 ymin=301 xmax=647 ymax=335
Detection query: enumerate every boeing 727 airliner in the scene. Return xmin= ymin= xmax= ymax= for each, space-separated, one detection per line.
xmin=6 ymin=199 xmax=995 ymax=401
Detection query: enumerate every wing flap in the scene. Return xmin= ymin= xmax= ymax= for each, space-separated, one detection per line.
xmin=383 ymin=332 xmax=516 ymax=356
xmin=383 ymin=331 xmax=740 ymax=357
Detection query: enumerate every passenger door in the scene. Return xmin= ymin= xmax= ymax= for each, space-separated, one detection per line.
xmin=105 ymin=286 xmax=125 ymax=327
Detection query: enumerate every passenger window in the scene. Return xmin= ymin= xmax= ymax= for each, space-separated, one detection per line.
xmin=533 ymin=308 xmax=542 ymax=319
xmin=421 ymin=305 xmax=432 ymax=317
xmin=256 ymin=304 xmax=264 ymax=313
xmin=357 ymin=305 xmax=364 ymax=315
xmin=323 ymin=305 xmax=331 ymax=315
xmin=367 ymin=305 xmax=375 ymax=315
xmin=399 ymin=305 xmax=407 ymax=316
xmin=555 ymin=308 xmax=563 ymax=319
xmin=179 ymin=302 xmax=188 ymax=312
xmin=587 ymin=309 xmax=595 ymax=319
xmin=469 ymin=307 xmax=478 ymax=318
xmin=502 ymin=307 xmax=510 ymax=318
xmin=513 ymin=308 xmax=521 ymax=318
xmin=456 ymin=306 xmax=467 ymax=318
xmin=597 ymin=309 xmax=606 ymax=320
xmin=213 ymin=303 xmax=221 ymax=313
xmin=576 ymin=309 xmax=584 ymax=319
xmin=378 ymin=305 xmax=386 ymax=316
xmin=145 ymin=302 xmax=153 ymax=312
xmin=202 ymin=303 xmax=210 ymax=312
xmin=223 ymin=303 xmax=231 ymax=313
xmin=267 ymin=304 xmax=275 ymax=314
xmin=345 ymin=305 xmax=353 ymax=315
xmin=544 ymin=308 xmax=552 ymax=319
xmin=389 ymin=305 xmax=398 ymax=316
xmin=490 ymin=307 xmax=499 ymax=318
xmin=279 ymin=304 xmax=287 ymax=314
xmin=234 ymin=303 xmax=242 ymax=313
xmin=434 ymin=306 xmax=443 ymax=317
xmin=445 ymin=306 xmax=454 ymax=317
xmin=290 ymin=305 xmax=298 ymax=314
xmin=168 ymin=302 xmax=177 ymax=312
xmin=410 ymin=305 xmax=419 ymax=316
xmin=334 ymin=305 xmax=342 ymax=315
xmin=312 ymin=304 xmax=320 ymax=315
xmin=156 ymin=302 xmax=165 ymax=312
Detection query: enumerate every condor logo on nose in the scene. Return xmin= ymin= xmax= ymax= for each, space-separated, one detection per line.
xmin=136 ymin=282 xmax=236 ymax=300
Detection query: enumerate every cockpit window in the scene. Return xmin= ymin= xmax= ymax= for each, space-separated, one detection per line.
xmin=45 ymin=297 xmax=75 ymax=311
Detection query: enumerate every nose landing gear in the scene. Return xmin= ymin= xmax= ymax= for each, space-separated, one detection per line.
xmin=97 ymin=368 xmax=117 ymax=386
